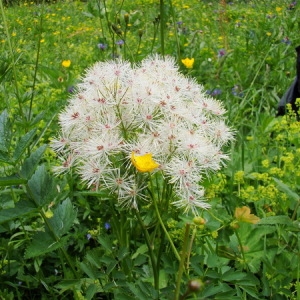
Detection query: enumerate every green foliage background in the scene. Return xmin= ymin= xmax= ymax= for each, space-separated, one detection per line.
xmin=0 ymin=0 xmax=299 ymax=299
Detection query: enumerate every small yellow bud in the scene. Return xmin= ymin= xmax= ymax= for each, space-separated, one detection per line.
xmin=45 ymin=209 xmax=54 ymax=218
xmin=193 ymin=216 xmax=206 ymax=226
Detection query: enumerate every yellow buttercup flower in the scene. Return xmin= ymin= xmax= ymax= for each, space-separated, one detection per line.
xmin=62 ymin=60 xmax=71 ymax=68
xmin=234 ymin=206 xmax=260 ymax=224
xmin=131 ymin=152 xmax=160 ymax=173
xmin=181 ymin=57 xmax=194 ymax=69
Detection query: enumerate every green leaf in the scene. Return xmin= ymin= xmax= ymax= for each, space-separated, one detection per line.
xmin=0 ymin=200 xmax=37 ymax=224
xmin=0 ymin=175 xmax=27 ymax=186
xmin=0 ymin=109 xmax=11 ymax=152
xmin=48 ymin=198 xmax=77 ymax=237
xmin=27 ymin=164 xmax=56 ymax=207
xmin=20 ymin=144 xmax=47 ymax=179
xmin=24 ymin=232 xmax=68 ymax=259
xmin=13 ymin=128 xmax=37 ymax=163
xmin=97 ymin=235 xmax=113 ymax=253
xmin=222 ymin=269 xmax=247 ymax=282
xmin=273 ymin=177 xmax=299 ymax=202
xmin=132 ymin=244 xmax=148 ymax=259
xmin=259 ymin=215 xmax=293 ymax=226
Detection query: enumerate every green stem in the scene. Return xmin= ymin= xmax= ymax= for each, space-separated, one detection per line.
xmin=174 ymin=223 xmax=191 ymax=300
xmin=234 ymin=229 xmax=248 ymax=270
xmin=135 ymin=209 xmax=159 ymax=290
xmin=152 ymin=192 xmax=180 ymax=261
xmin=159 ymin=0 xmax=165 ymax=57
xmin=28 ymin=2 xmax=44 ymax=123
xmin=40 ymin=209 xmax=79 ymax=278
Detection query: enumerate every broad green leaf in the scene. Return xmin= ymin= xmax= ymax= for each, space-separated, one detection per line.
xmin=20 ymin=144 xmax=47 ymax=179
xmin=48 ymin=198 xmax=77 ymax=237
xmin=0 ymin=109 xmax=11 ymax=152
xmin=13 ymin=128 xmax=37 ymax=163
xmin=27 ymin=164 xmax=56 ymax=207
xmin=24 ymin=232 xmax=68 ymax=258
xmin=0 ymin=200 xmax=37 ymax=224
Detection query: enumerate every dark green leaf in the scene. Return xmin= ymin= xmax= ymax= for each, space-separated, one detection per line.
xmin=27 ymin=164 xmax=56 ymax=207
xmin=20 ymin=144 xmax=47 ymax=179
xmin=0 ymin=200 xmax=37 ymax=224
xmin=13 ymin=128 xmax=37 ymax=163
xmin=0 ymin=109 xmax=11 ymax=152
xmin=24 ymin=232 xmax=68 ymax=258
xmin=0 ymin=175 xmax=27 ymax=186
xmin=48 ymin=198 xmax=77 ymax=237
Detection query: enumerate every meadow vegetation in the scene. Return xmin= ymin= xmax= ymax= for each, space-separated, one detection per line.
xmin=0 ymin=0 xmax=299 ymax=299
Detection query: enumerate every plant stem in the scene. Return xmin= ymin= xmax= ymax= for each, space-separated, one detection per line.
xmin=234 ymin=228 xmax=248 ymax=270
xmin=135 ymin=209 xmax=159 ymax=290
xmin=159 ymin=0 xmax=165 ymax=57
xmin=174 ymin=223 xmax=191 ymax=300
xmin=152 ymin=193 xmax=181 ymax=262
xmin=28 ymin=2 xmax=44 ymax=123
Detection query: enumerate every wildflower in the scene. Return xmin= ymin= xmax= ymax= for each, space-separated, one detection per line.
xmin=52 ymin=55 xmax=233 ymax=213
xmin=234 ymin=206 xmax=260 ymax=224
xmin=206 ymin=88 xmax=222 ymax=97
xmin=181 ymin=57 xmax=194 ymax=68
xmin=104 ymin=222 xmax=111 ymax=230
xmin=97 ymin=43 xmax=107 ymax=50
xmin=218 ymin=49 xmax=226 ymax=58
xmin=62 ymin=60 xmax=71 ymax=68
xmin=131 ymin=152 xmax=160 ymax=173
xmin=116 ymin=39 xmax=124 ymax=46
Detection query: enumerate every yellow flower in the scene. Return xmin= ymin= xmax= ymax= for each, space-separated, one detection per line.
xmin=234 ymin=206 xmax=260 ymax=224
xmin=131 ymin=152 xmax=160 ymax=173
xmin=181 ymin=57 xmax=194 ymax=69
xmin=276 ymin=7 xmax=282 ymax=12
xmin=62 ymin=60 xmax=71 ymax=68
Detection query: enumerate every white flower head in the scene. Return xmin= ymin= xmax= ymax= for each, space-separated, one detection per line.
xmin=52 ymin=55 xmax=233 ymax=214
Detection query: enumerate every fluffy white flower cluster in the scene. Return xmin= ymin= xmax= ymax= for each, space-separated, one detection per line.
xmin=52 ymin=55 xmax=233 ymax=214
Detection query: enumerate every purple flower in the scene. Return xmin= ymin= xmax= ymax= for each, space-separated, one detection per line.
xmin=86 ymin=233 xmax=92 ymax=240
xmin=116 ymin=40 xmax=124 ymax=46
xmin=206 ymin=88 xmax=222 ymax=97
xmin=97 ymin=43 xmax=107 ymax=50
xmin=105 ymin=222 xmax=111 ymax=230
xmin=218 ymin=49 xmax=226 ymax=58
